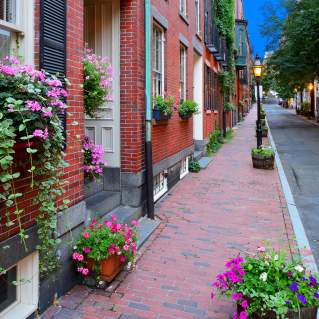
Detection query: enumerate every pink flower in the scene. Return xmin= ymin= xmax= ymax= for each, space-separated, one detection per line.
xmin=233 ymin=313 xmax=239 ymax=319
xmin=46 ymin=79 xmax=62 ymax=87
xmin=211 ymin=292 xmax=215 ymax=300
xmin=131 ymin=220 xmax=138 ymax=226
xmin=42 ymin=109 xmax=53 ymax=117
xmin=33 ymin=128 xmax=49 ymax=140
xmin=83 ymin=247 xmax=91 ymax=254
xmin=82 ymin=231 xmax=90 ymax=239
xmin=120 ymin=256 xmax=126 ymax=263
xmin=257 ymin=246 xmax=266 ymax=252
xmin=123 ymin=245 xmax=129 ymax=251
xmin=240 ymin=311 xmax=248 ymax=319
xmin=232 ymin=293 xmax=243 ymax=301
xmin=26 ymin=100 xmax=42 ymax=112
xmin=111 ymin=214 xmax=117 ymax=222
xmin=77 ymin=267 xmax=83 ymax=273
xmin=81 ymin=268 xmax=89 ymax=276
xmin=242 ymin=300 xmax=248 ymax=309
xmin=104 ymin=220 xmax=112 ymax=228
xmin=0 ymin=65 xmax=17 ymax=75
xmin=72 ymin=252 xmax=79 ymax=260
xmin=77 ymin=254 xmax=84 ymax=261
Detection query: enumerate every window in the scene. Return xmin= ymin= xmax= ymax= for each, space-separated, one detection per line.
xmin=153 ymin=171 xmax=168 ymax=202
xmin=0 ymin=252 xmax=39 ymax=319
xmin=179 ymin=0 xmax=186 ymax=16
xmin=195 ymin=0 xmax=200 ymax=34
xmin=204 ymin=65 xmax=218 ymax=110
xmin=152 ymin=24 xmax=164 ymax=98
xmin=179 ymin=44 xmax=187 ymax=102
xmin=0 ymin=0 xmax=34 ymax=64
xmin=180 ymin=156 xmax=189 ymax=179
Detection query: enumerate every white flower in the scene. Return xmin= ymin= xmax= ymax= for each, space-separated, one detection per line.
xmin=260 ymin=272 xmax=268 ymax=282
xmin=295 ymin=265 xmax=304 ymax=273
xmin=274 ymin=255 xmax=279 ymax=261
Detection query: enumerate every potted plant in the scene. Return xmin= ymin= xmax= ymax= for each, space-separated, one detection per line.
xmin=251 ymin=147 xmax=275 ymax=169
xmin=72 ymin=215 xmax=138 ymax=282
xmin=153 ymin=95 xmax=174 ymax=121
xmin=211 ymin=247 xmax=319 ymax=319
xmin=188 ymin=158 xmax=201 ymax=173
xmin=178 ymin=99 xmax=199 ymax=119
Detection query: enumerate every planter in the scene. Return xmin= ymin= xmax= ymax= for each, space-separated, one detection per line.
xmin=153 ymin=108 xmax=172 ymax=121
xmin=252 ymin=152 xmax=274 ymax=170
xmin=262 ymin=127 xmax=268 ymax=137
xmin=87 ymin=255 xmax=123 ymax=282
xmin=238 ymin=304 xmax=317 ymax=319
xmin=179 ymin=112 xmax=193 ymax=120
xmin=260 ymin=113 xmax=266 ymax=119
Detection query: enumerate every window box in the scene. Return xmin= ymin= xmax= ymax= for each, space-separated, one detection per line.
xmin=153 ymin=108 xmax=172 ymax=121
xmin=179 ymin=112 xmax=193 ymax=120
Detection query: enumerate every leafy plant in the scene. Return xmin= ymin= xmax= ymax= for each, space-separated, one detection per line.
xmin=83 ymin=136 xmax=106 ymax=180
xmin=83 ymin=49 xmax=113 ymax=118
xmin=73 ymin=216 xmax=138 ymax=277
xmin=188 ymin=158 xmax=201 ymax=173
xmin=178 ymin=100 xmax=199 ymax=118
xmin=207 ymin=129 xmax=223 ymax=155
xmin=0 ymin=56 xmax=69 ymax=277
xmin=251 ymin=147 xmax=274 ymax=157
xmin=224 ymin=102 xmax=236 ymax=112
xmin=153 ymin=95 xmax=174 ymax=116
xmin=212 ymin=246 xmax=319 ymax=318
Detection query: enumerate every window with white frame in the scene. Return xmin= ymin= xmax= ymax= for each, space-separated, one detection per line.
xmin=195 ymin=0 xmax=200 ymax=34
xmin=0 ymin=0 xmax=34 ymax=64
xmin=179 ymin=44 xmax=187 ymax=102
xmin=153 ymin=171 xmax=168 ymax=202
xmin=180 ymin=156 xmax=189 ymax=179
xmin=0 ymin=252 xmax=39 ymax=319
xmin=152 ymin=23 xmax=164 ymax=98
xmin=179 ymin=0 xmax=186 ymax=16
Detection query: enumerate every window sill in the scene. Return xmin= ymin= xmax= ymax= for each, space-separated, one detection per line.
xmin=196 ymin=32 xmax=202 ymax=41
xmin=179 ymin=13 xmax=189 ymax=25
xmin=0 ymin=20 xmax=24 ymax=33
xmin=0 ymin=303 xmax=37 ymax=319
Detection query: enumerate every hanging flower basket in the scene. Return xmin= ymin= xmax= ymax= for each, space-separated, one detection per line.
xmin=153 ymin=108 xmax=172 ymax=121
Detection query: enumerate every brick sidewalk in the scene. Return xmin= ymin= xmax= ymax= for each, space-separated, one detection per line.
xmin=43 ymin=107 xmax=294 ymax=319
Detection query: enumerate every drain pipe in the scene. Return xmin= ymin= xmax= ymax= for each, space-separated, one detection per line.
xmin=145 ymin=0 xmax=155 ymax=219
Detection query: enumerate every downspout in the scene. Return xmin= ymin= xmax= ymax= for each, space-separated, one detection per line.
xmin=145 ymin=0 xmax=155 ymax=219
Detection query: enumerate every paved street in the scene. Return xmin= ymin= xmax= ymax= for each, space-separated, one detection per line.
xmin=43 ymin=108 xmax=294 ymax=319
xmin=265 ymin=104 xmax=319 ymax=266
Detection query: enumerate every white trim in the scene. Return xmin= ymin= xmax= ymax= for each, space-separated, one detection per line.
xmin=0 ymin=252 xmax=39 ymax=319
xmin=195 ymin=0 xmax=200 ymax=34
xmin=180 ymin=156 xmax=189 ymax=179
xmin=153 ymin=171 xmax=168 ymax=202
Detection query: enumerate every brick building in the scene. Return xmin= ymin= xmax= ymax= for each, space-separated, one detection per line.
xmin=0 ymin=0 xmax=251 ymax=317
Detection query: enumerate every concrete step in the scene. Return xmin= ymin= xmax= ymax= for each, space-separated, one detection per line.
xmin=136 ymin=217 xmax=161 ymax=249
xmin=85 ymin=191 xmax=121 ymax=221
xmin=102 ymin=205 xmax=142 ymax=225
xmin=193 ymin=150 xmax=203 ymax=161
xmin=198 ymin=156 xmax=213 ymax=169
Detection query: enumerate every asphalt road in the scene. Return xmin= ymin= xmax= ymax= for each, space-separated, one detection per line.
xmin=265 ymin=104 xmax=319 ymax=266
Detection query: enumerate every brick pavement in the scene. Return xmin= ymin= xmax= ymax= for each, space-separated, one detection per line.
xmin=42 ymin=107 xmax=295 ymax=319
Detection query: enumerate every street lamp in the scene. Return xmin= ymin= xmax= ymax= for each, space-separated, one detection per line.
xmin=253 ymin=54 xmax=264 ymax=149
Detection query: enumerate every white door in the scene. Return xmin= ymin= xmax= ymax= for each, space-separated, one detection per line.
xmin=84 ymin=0 xmax=120 ymax=168
xmin=193 ymin=53 xmax=203 ymax=141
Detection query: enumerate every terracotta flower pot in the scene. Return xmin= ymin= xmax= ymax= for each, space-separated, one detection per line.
xmin=87 ymin=255 xmax=123 ymax=282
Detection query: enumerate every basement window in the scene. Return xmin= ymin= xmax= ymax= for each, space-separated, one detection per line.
xmin=153 ymin=171 xmax=168 ymax=202
xmin=0 ymin=252 xmax=39 ymax=319
xmin=180 ymin=156 xmax=189 ymax=179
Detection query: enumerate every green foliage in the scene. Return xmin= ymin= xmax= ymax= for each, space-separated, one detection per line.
xmin=188 ymin=158 xmax=201 ymax=173
xmin=83 ymin=50 xmax=112 ymax=118
xmin=251 ymin=147 xmax=274 ymax=157
xmin=207 ymin=129 xmax=223 ymax=155
xmin=0 ymin=58 xmax=69 ymax=277
xmin=297 ymin=101 xmax=312 ymax=117
xmin=178 ymin=100 xmax=199 ymax=118
xmin=153 ymin=95 xmax=174 ymax=116
xmin=223 ymin=102 xmax=235 ymax=112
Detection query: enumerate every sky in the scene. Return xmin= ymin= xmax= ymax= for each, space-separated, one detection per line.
xmin=244 ymin=0 xmax=269 ymax=58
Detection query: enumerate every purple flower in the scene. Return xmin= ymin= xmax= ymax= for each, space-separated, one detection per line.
xmin=314 ymin=292 xmax=319 ymax=299
xmin=297 ymin=293 xmax=307 ymax=305
xmin=285 ymin=300 xmax=291 ymax=305
xmin=309 ymin=275 xmax=317 ymax=286
xmin=290 ymin=282 xmax=299 ymax=292
xmin=0 ymin=65 xmax=17 ymax=75
xmin=33 ymin=127 xmax=49 ymax=140
xmin=26 ymin=100 xmax=42 ymax=112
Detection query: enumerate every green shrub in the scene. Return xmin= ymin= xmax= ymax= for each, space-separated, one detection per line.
xmin=251 ymin=147 xmax=274 ymax=157
xmin=153 ymin=95 xmax=174 ymax=116
xmin=207 ymin=129 xmax=222 ymax=154
xmin=189 ymin=158 xmax=201 ymax=173
xmin=178 ymin=100 xmax=199 ymax=118
xmin=223 ymin=102 xmax=235 ymax=112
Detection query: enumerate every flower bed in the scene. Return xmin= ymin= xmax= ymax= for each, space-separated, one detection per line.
xmin=211 ymin=247 xmax=319 ymax=319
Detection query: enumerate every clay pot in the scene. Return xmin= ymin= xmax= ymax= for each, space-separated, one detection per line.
xmin=87 ymin=255 xmax=123 ymax=282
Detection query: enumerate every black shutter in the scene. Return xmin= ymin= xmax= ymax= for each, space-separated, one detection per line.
xmin=40 ymin=0 xmax=67 ymax=137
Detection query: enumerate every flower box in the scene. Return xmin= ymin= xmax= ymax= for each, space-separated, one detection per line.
xmin=252 ymin=152 xmax=274 ymax=170
xmin=179 ymin=112 xmax=193 ymax=120
xmin=153 ymin=108 xmax=172 ymax=121
xmin=87 ymin=255 xmax=123 ymax=282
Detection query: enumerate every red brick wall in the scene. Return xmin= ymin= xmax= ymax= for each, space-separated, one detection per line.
xmin=120 ymin=0 xmax=146 ymax=173
xmin=0 ymin=0 xmax=84 ymax=242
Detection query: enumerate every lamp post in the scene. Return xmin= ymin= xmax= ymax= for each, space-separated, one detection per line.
xmin=253 ymin=54 xmax=264 ymax=149
xmin=308 ymin=82 xmax=315 ymax=117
